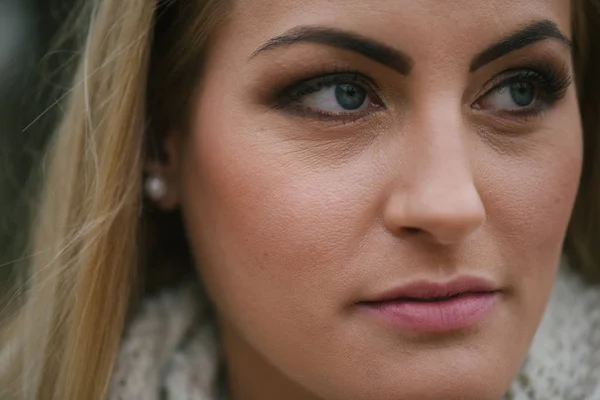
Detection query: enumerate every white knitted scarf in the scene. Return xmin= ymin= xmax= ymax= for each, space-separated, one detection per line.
xmin=109 ymin=266 xmax=600 ymax=400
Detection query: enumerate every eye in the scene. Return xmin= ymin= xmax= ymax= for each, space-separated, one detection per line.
xmin=478 ymin=81 xmax=537 ymax=111
xmin=487 ymin=82 xmax=536 ymax=109
xmin=277 ymin=72 xmax=384 ymax=118
xmin=302 ymin=83 xmax=369 ymax=112
xmin=474 ymin=67 xmax=572 ymax=116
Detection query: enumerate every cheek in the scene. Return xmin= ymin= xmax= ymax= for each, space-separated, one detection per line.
xmin=481 ymin=121 xmax=582 ymax=311
xmin=180 ymin=108 xmax=377 ymax=323
xmin=484 ymin=149 xmax=580 ymax=255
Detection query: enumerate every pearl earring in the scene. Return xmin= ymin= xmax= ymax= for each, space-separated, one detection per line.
xmin=145 ymin=175 xmax=168 ymax=201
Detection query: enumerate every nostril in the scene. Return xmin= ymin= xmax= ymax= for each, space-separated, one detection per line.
xmin=403 ymin=227 xmax=421 ymax=235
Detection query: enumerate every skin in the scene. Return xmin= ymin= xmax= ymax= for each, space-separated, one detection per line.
xmin=150 ymin=0 xmax=582 ymax=399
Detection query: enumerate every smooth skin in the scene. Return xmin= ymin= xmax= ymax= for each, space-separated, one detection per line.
xmin=151 ymin=0 xmax=582 ymax=399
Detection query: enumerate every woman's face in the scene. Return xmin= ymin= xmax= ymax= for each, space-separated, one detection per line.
xmin=171 ymin=0 xmax=582 ymax=399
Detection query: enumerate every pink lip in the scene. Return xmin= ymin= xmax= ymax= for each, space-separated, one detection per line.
xmin=359 ymin=276 xmax=501 ymax=333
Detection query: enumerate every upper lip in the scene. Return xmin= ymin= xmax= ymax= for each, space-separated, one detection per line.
xmin=361 ymin=276 xmax=501 ymax=303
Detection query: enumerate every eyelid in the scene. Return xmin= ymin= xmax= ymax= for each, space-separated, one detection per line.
xmin=473 ymin=62 xmax=572 ymax=106
xmin=275 ymin=70 xmax=382 ymax=106
xmin=477 ymin=70 xmax=538 ymax=103
xmin=273 ymin=71 xmax=386 ymax=123
xmin=470 ymin=64 xmax=573 ymax=125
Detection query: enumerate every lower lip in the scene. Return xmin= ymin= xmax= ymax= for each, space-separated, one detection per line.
xmin=361 ymin=293 xmax=499 ymax=333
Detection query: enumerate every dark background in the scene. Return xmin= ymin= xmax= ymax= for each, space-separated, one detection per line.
xmin=0 ymin=0 xmax=76 ymax=293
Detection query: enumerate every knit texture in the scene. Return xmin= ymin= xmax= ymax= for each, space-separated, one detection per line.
xmin=109 ymin=266 xmax=600 ymax=400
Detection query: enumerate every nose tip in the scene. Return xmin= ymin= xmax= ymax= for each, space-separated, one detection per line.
xmin=383 ymin=183 xmax=486 ymax=245
xmin=381 ymin=100 xmax=487 ymax=245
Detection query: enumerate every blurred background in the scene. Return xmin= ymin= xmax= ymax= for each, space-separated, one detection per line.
xmin=0 ymin=0 xmax=76 ymax=296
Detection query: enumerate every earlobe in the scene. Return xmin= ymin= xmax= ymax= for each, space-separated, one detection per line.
xmin=143 ymin=171 xmax=180 ymax=211
xmin=143 ymin=130 xmax=183 ymax=211
xmin=145 ymin=175 xmax=169 ymax=202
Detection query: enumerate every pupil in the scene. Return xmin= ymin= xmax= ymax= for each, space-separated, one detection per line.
xmin=509 ymin=83 xmax=535 ymax=107
xmin=335 ymin=84 xmax=366 ymax=110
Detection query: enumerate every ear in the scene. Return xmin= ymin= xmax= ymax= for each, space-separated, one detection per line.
xmin=144 ymin=131 xmax=183 ymax=211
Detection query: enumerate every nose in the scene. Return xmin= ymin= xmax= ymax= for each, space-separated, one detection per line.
xmin=382 ymin=127 xmax=486 ymax=246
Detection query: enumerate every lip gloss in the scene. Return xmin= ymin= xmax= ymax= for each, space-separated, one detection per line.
xmin=362 ymin=292 xmax=499 ymax=333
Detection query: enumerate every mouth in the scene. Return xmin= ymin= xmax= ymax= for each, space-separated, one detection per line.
xmin=358 ymin=276 xmax=501 ymax=333
xmin=387 ymin=291 xmax=491 ymax=303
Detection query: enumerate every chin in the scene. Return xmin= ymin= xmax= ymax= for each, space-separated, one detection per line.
xmin=312 ymin=297 xmax=531 ymax=400
xmin=300 ymin=327 xmax=524 ymax=400
xmin=317 ymin=360 xmax=513 ymax=400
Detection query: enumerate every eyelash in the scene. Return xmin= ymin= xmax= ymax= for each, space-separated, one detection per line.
xmin=474 ymin=62 xmax=573 ymax=118
xmin=273 ymin=68 xmax=383 ymax=120
xmin=273 ymin=63 xmax=572 ymax=121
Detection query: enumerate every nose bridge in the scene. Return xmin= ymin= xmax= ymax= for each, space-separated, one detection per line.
xmin=420 ymin=119 xmax=472 ymax=191
xmin=412 ymin=94 xmax=473 ymax=187
xmin=383 ymin=96 xmax=486 ymax=245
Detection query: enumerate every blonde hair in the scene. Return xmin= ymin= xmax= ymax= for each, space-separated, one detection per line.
xmin=1 ymin=0 xmax=600 ymax=399
xmin=1 ymin=0 xmax=226 ymax=398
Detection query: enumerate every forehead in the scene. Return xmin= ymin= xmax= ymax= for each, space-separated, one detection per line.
xmin=224 ymin=0 xmax=572 ymax=57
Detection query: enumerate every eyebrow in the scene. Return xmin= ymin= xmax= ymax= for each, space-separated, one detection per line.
xmin=251 ymin=26 xmax=414 ymax=75
xmin=252 ymin=20 xmax=571 ymax=75
xmin=470 ymin=20 xmax=572 ymax=71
